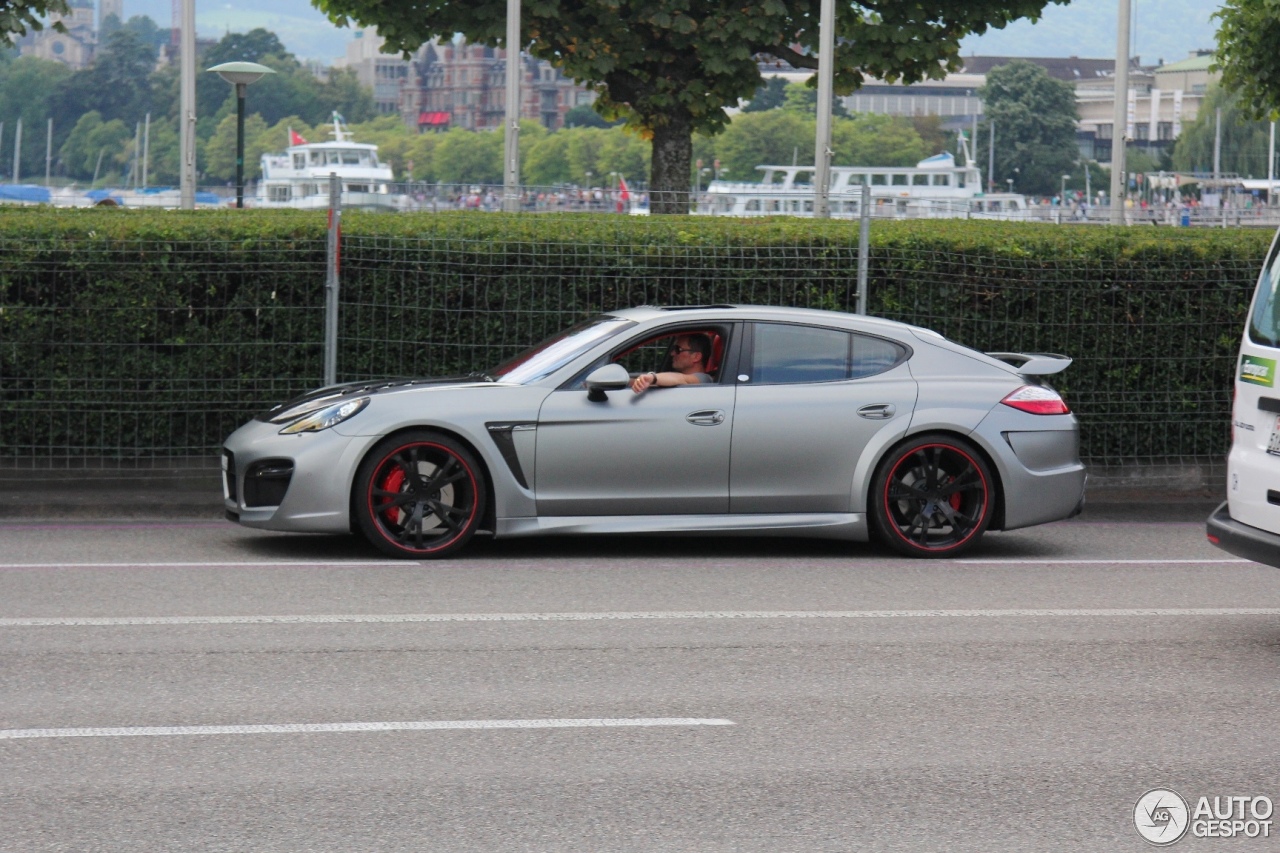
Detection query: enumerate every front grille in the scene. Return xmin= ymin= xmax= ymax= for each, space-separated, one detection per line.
xmin=222 ymin=450 xmax=237 ymax=502
xmin=243 ymin=459 xmax=295 ymax=508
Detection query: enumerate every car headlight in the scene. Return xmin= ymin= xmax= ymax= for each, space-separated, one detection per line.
xmin=279 ymin=397 xmax=369 ymax=434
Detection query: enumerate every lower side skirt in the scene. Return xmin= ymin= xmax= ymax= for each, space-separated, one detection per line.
xmin=496 ymin=513 xmax=867 ymax=541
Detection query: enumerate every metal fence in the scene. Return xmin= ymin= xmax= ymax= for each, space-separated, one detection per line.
xmin=0 ymin=197 xmax=1265 ymax=491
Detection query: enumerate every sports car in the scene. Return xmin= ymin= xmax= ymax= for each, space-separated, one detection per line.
xmin=222 ymin=305 xmax=1086 ymax=558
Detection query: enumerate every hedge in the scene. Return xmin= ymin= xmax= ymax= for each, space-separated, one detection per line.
xmin=0 ymin=206 xmax=1270 ymax=467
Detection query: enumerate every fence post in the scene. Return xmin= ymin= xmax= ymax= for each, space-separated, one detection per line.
xmin=324 ymin=172 xmax=341 ymax=386
xmin=857 ymin=179 xmax=871 ymax=315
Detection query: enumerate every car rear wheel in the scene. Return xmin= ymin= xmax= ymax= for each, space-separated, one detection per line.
xmin=354 ymin=431 xmax=486 ymax=559
xmin=870 ymin=435 xmax=995 ymax=558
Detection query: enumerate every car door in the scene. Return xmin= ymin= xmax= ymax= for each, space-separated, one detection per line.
xmin=533 ymin=327 xmax=737 ymax=516
xmin=729 ymin=322 xmax=916 ymax=513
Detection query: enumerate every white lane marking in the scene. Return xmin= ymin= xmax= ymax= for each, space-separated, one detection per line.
xmin=0 ymin=558 xmax=1250 ymax=569
xmin=0 ymin=718 xmax=735 ymax=740
xmin=4 ymin=608 xmax=1280 ymax=628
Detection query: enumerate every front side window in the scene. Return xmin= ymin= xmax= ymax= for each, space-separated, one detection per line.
xmin=750 ymin=323 xmax=907 ymax=384
xmin=1249 ymin=243 xmax=1280 ymax=348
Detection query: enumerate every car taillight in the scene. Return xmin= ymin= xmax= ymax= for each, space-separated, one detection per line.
xmin=1001 ymin=385 xmax=1070 ymax=415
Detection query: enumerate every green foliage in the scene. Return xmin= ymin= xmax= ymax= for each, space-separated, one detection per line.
xmin=742 ymin=76 xmax=788 ymax=113
xmin=979 ymin=60 xmax=1080 ymax=195
xmin=780 ymin=81 xmax=848 ymax=117
xmin=1215 ymin=0 xmax=1280 ymax=119
xmin=0 ymin=1 xmax=69 ymax=47
xmin=1172 ymin=84 xmax=1275 ymax=177
xmin=313 ymin=0 xmax=1069 ymax=206
xmin=0 ymin=208 xmax=1265 ymax=465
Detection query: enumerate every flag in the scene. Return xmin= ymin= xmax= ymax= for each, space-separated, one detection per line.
xmin=618 ymin=175 xmax=630 ymax=201
xmin=289 ymin=128 xmax=307 ymax=146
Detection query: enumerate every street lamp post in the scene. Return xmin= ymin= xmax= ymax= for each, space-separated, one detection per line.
xmin=207 ymin=61 xmax=275 ymax=208
xmin=1006 ymin=178 xmax=1013 ymax=193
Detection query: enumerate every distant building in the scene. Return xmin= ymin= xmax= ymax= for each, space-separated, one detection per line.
xmin=757 ymin=52 xmax=1214 ymax=164
xmin=1076 ymin=51 xmax=1216 ymax=161
xmin=18 ymin=0 xmax=97 ymax=69
xmin=335 ymin=31 xmax=596 ymax=131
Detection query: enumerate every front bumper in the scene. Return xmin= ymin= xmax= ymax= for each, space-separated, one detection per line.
xmin=222 ymin=418 xmax=378 ymax=534
xmin=1206 ymin=501 xmax=1280 ymax=569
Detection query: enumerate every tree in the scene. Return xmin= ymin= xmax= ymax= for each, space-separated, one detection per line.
xmin=742 ymin=76 xmax=789 ymax=113
xmin=1172 ymin=84 xmax=1273 ymax=177
xmin=433 ymin=127 xmax=503 ymax=185
xmin=831 ymin=114 xmax=927 ymax=167
xmin=50 ymin=29 xmax=158 ymax=127
xmin=564 ymin=105 xmax=617 ymax=129
xmin=713 ymin=110 xmax=814 ymax=181
xmin=780 ymin=81 xmax=848 ymax=118
xmin=1215 ymin=0 xmax=1280 ymax=119
xmin=978 ymin=60 xmax=1079 ymax=196
xmin=0 ymin=55 xmax=70 ymax=179
xmin=314 ymin=0 xmax=1068 ymax=213
xmin=0 ymin=1 xmax=68 ymax=47
xmin=203 ymin=112 xmax=269 ymax=183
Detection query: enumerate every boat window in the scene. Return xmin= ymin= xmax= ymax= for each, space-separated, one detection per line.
xmin=745 ymin=199 xmax=761 ymax=212
xmin=309 ymin=152 xmax=323 ymax=165
xmin=955 ymin=172 xmax=967 ymax=188
xmin=870 ymin=174 xmax=887 ymax=186
xmin=293 ymin=154 xmax=306 ymax=169
xmin=892 ymin=174 xmax=908 ymax=186
xmin=931 ymin=174 xmax=949 ymax=186
xmin=912 ymin=174 xmax=929 ymax=186
xmin=327 ymin=151 xmax=341 ymax=165
xmin=268 ymin=186 xmax=291 ymax=202
xmin=341 ymin=150 xmax=361 ymax=165
xmin=347 ymin=184 xmax=370 ymax=193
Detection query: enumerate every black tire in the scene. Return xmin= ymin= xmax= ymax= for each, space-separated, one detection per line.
xmin=354 ymin=431 xmax=486 ymax=559
xmin=870 ymin=434 xmax=995 ymax=558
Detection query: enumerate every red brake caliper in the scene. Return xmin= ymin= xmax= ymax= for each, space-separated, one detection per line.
xmin=378 ymin=468 xmax=406 ymax=524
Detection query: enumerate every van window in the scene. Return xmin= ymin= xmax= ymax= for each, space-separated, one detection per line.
xmin=1249 ymin=244 xmax=1280 ymax=348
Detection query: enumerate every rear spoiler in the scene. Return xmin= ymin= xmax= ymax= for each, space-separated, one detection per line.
xmin=986 ymin=352 xmax=1073 ymax=376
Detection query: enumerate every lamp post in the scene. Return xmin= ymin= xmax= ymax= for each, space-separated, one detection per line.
xmin=207 ymin=61 xmax=275 ymax=208
xmin=1061 ymin=174 xmax=1070 ymax=203
xmin=1006 ymin=178 xmax=1013 ymax=193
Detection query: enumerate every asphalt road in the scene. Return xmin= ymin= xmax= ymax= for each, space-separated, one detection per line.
xmin=2 ymin=502 xmax=1278 ymax=852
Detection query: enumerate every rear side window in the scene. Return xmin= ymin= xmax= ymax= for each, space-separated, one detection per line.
xmin=750 ymin=323 xmax=906 ymax=384
xmin=1250 ymin=243 xmax=1280 ymax=348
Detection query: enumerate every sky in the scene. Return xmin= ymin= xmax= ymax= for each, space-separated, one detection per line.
xmin=122 ymin=0 xmax=1224 ymax=68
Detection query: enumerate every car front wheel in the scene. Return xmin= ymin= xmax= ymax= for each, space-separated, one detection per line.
xmin=870 ymin=434 xmax=995 ymax=558
xmin=354 ymin=431 xmax=486 ymax=559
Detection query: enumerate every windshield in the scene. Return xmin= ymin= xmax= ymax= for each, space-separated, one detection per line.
xmin=1250 ymin=240 xmax=1280 ymax=348
xmin=489 ymin=316 xmax=636 ymax=384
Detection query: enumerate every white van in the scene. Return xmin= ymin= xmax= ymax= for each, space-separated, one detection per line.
xmin=1207 ymin=228 xmax=1280 ymax=567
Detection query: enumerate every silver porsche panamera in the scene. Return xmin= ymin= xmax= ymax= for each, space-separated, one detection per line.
xmin=222 ymin=305 xmax=1086 ymax=558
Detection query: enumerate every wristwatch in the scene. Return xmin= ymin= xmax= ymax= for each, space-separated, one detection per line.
xmin=649 ymin=372 xmax=658 ymax=384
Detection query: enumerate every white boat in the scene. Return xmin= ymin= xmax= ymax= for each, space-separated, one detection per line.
xmin=255 ymin=113 xmax=415 ymax=211
xmin=699 ymin=134 xmax=1029 ymax=220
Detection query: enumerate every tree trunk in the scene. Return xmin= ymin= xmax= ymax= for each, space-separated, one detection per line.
xmin=648 ymin=110 xmax=693 ymax=215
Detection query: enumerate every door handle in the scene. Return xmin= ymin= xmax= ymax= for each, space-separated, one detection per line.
xmin=857 ymin=404 xmax=896 ymax=420
xmin=686 ymin=409 xmax=726 ymax=426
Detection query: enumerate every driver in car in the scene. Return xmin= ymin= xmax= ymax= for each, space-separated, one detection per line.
xmin=631 ymin=334 xmax=713 ymax=393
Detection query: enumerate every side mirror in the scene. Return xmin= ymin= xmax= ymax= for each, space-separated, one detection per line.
xmin=585 ymin=363 xmax=631 ymax=402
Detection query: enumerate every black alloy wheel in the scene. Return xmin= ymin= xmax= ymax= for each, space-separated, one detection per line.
xmin=870 ymin=435 xmax=995 ymax=558
xmin=354 ymin=431 xmax=487 ymax=558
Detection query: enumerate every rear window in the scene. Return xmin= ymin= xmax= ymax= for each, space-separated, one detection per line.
xmin=750 ymin=323 xmax=906 ymax=384
xmin=1249 ymin=241 xmax=1280 ymax=348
